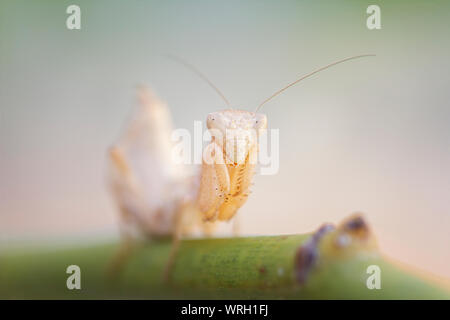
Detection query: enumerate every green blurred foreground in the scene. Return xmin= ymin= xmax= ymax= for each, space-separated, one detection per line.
xmin=0 ymin=215 xmax=449 ymax=299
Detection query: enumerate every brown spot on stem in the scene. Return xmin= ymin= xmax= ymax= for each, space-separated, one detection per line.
xmin=344 ymin=215 xmax=366 ymax=230
xmin=341 ymin=214 xmax=370 ymax=241
xmin=295 ymin=243 xmax=318 ymax=284
xmin=312 ymin=223 xmax=335 ymax=241
xmin=295 ymin=223 xmax=334 ymax=285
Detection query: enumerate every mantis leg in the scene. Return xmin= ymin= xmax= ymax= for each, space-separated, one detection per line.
xmin=197 ymin=141 xmax=230 ymax=221
xmin=107 ymin=147 xmax=143 ymax=280
xmin=217 ymin=145 xmax=257 ymax=221
xmin=163 ymin=202 xmax=185 ymax=283
xmin=232 ymin=215 xmax=241 ymax=236
xmin=107 ymin=212 xmax=136 ymax=281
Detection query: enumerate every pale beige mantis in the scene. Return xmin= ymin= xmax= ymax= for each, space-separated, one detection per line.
xmin=107 ymin=54 xmax=374 ymax=278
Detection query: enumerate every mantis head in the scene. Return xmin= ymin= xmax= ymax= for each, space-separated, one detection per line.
xmin=206 ymin=109 xmax=267 ymax=164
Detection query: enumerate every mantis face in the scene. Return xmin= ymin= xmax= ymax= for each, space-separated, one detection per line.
xmin=206 ymin=109 xmax=267 ymax=165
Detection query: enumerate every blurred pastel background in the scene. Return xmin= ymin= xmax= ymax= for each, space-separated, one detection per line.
xmin=1 ymin=0 xmax=449 ymax=279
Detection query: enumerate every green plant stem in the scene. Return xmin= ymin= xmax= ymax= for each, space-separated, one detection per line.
xmin=0 ymin=215 xmax=449 ymax=299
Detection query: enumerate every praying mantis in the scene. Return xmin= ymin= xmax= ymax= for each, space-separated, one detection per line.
xmin=107 ymin=54 xmax=374 ymax=278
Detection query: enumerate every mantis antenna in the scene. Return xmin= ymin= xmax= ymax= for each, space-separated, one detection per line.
xmin=166 ymin=54 xmax=231 ymax=107
xmin=255 ymin=54 xmax=375 ymax=112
